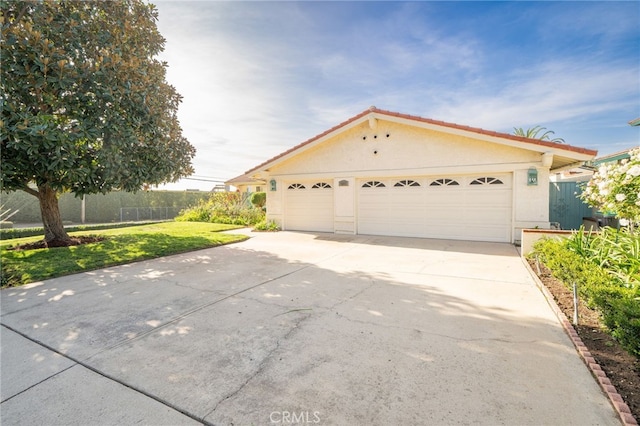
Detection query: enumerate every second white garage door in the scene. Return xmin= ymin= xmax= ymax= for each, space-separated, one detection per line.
xmin=358 ymin=174 xmax=512 ymax=242
xmin=284 ymin=181 xmax=334 ymax=232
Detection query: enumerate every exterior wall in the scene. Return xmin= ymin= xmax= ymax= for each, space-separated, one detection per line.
xmin=513 ymin=167 xmax=552 ymax=243
xmin=269 ymin=120 xmax=541 ymax=177
xmin=265 ymin=118 xmax=553 ymax=242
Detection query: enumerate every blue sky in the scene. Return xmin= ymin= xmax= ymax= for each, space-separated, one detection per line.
xmin=152 ymin=1 xmax=640 ymax=190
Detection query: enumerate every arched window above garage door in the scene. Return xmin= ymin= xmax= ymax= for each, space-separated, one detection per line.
xmin=429 ymin=178 xmax=459 ymax=186
xmin=394 ymin=179 xmax=420 ymax=187
xmin=312 ymin=182 xmax=332 ymax=189
xmin=287 ymin=183 xmax=306 ymax=189
xmin=470 ymin=177 xmax=503 ymax=185
xmin=362 ymin=181 xmax=386 ymax=188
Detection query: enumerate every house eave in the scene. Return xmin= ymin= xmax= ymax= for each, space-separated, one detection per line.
xmin=245 ymin=107 xmax=598 ymax=175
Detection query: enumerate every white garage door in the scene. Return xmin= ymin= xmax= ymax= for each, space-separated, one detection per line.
xmin=284 ymin=181 xmax=334 ymax=232
xmin=358 ymin=175 xmax=512 ymax=242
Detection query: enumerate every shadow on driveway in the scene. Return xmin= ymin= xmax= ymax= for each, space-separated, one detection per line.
xmin=1 ymin=231 xmax=620 ymax=425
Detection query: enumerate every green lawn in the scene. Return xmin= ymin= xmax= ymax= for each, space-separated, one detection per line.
xmin=0 ymin=222 xmax=248 ymax=287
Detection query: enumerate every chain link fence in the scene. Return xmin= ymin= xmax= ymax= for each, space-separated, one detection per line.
xmin=119 ymin=207 xmax=185 ymax=222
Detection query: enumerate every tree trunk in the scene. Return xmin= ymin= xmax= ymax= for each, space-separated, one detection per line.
xmin=36 ymin=184 xmax=71 ymax=245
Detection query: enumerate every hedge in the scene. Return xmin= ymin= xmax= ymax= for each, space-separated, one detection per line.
xmin=1 ymin=190 xmax=211 ymax=224
xmin=532 ymin=238 xmax=640 ymax=357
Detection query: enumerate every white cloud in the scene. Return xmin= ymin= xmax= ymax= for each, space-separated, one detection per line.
xmin=427 ymin=59 xmax=639 ymax=133
xmin=150 ymin=1 xmax=639 ymax=190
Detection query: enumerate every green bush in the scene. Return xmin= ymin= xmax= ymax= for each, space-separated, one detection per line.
xmin=565 ymin=226 xmax=640 ymax=286
xmin=253 ymin=220 xmax=280 ymax=232
xmin=1 ymin=190 xmax=210 ymax=224
xmin=531 ymin=237 xmax=640 ymax=357
xmin=176 ymin=192 xmax=265 ymax=226
xmin=250 ymin=192 xmax=266 ymax=209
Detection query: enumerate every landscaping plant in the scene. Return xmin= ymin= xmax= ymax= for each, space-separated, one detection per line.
xmin=175 ymin=192 xmax=265 ymax=226
xmin=580 ymin=147 xmax=640 ymax=229
xmin=253 ymin=220 xmax=280 ymax=232
xmin=531 ymin=146 xmax=639 ymax=357
xmin=532 ymin=235 xmax=640 ymax=357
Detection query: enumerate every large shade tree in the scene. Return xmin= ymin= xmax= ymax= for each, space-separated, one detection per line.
xmin=1 ymin=0 xmax=195 ymax=245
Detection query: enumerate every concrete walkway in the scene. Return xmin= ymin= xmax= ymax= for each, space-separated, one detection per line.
xmin=1 ymin=231 xmax=620 ymax=425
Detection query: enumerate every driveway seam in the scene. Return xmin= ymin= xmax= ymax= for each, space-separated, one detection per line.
xmin=0 ymin=323 xmax=209 ymax=425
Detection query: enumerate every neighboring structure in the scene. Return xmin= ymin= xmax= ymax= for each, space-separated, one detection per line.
xmin=225 ymin=173 xmax=265 ymax=193
xmin=211 ymin=184 xmax=228 ymax=192
xmin=549 ymin=148 xmax=636 ymax=230
xmin=242 ymin=107 xmax=597 ymax=243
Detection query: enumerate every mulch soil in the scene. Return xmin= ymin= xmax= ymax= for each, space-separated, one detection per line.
xmin=7 ymin=235 xmax=105 ymax=250
xmin=528 ymin=259 xmax=639 ymax=422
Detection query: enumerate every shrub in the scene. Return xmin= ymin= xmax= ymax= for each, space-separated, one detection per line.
xmin=253 ymin=220 xmax=280 ymax=232
xmin=531 ymin=237 xmax=640 ymax=357
xmin=250 ymin=192 xmax=266 ymax=209
xmin=580 ymin=147 xmax=640 ymax=225
xmin=175 ymin=192 xmax=265 ymax=226
xmin=565 ymin=226 xmax=639 ymax=287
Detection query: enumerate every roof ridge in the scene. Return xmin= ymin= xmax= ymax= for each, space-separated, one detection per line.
xmin=245 ymin=107 xmax=597 ymax=174
xmin=369 ymin=107 xmax=597 ymax=156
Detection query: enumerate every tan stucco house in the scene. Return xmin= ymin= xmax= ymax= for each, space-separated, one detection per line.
xmin=225 ymin=172 xmax=265 ymax=193
xmin=243 ymin=107 xmax=597 ymax=243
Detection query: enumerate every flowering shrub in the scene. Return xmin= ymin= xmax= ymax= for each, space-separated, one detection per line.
xmin=580 ymin=148 xmax=640 ymax=226
xmin=175 ymin=192 xmax=265 ymax=225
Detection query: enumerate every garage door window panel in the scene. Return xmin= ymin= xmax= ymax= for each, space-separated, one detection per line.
xmin=312 ymin=182 xmax=332 ymax=189
xmin=429 ymin=178 xmax=460 ymax=186
xmin=394 ymin=179 xmax=420 ymax=187
xmin=470 ymin=177 xmax=503 ymax=185
xmin=362 ymin=181 xmax=386 ymax=188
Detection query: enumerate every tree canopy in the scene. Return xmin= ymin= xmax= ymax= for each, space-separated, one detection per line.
xmin=1 ymin=0 xmax=196 ymax=243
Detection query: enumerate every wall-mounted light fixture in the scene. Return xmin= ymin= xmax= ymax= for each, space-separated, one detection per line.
xmin=527 ymin=167 xmax=538 ymax=186
xmin=269 ymin=179 xmax=277 ymax=191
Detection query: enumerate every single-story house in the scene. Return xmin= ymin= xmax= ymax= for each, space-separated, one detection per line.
xmin=225 ymin=172 xmax=266 ymax=193
xmin=242 ymin=107 xmax=597 ymax=243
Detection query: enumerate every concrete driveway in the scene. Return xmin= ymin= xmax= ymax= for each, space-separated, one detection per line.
xmin=1 ymin=230 xmax=620 ymax=425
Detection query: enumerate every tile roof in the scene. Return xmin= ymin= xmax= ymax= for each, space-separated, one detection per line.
xmin=225 ymin=172 xmax=265 ymax=185
xmin=246 ymin=107 xmax=598 ymax=174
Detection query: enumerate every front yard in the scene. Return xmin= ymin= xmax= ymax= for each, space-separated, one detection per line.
xmin=0 ymin=222 xmax=248 ymax=287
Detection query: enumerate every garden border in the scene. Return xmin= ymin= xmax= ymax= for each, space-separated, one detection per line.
xmin=522 ymin=257 xmax=638 ymax=426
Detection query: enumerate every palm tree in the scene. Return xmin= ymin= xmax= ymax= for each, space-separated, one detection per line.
xmin=513 ymin=126 xmax=565 ymax=143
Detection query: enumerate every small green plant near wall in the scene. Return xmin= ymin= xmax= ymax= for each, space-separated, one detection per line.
xmin=253 ymin=220 xmax=280 ymax=232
